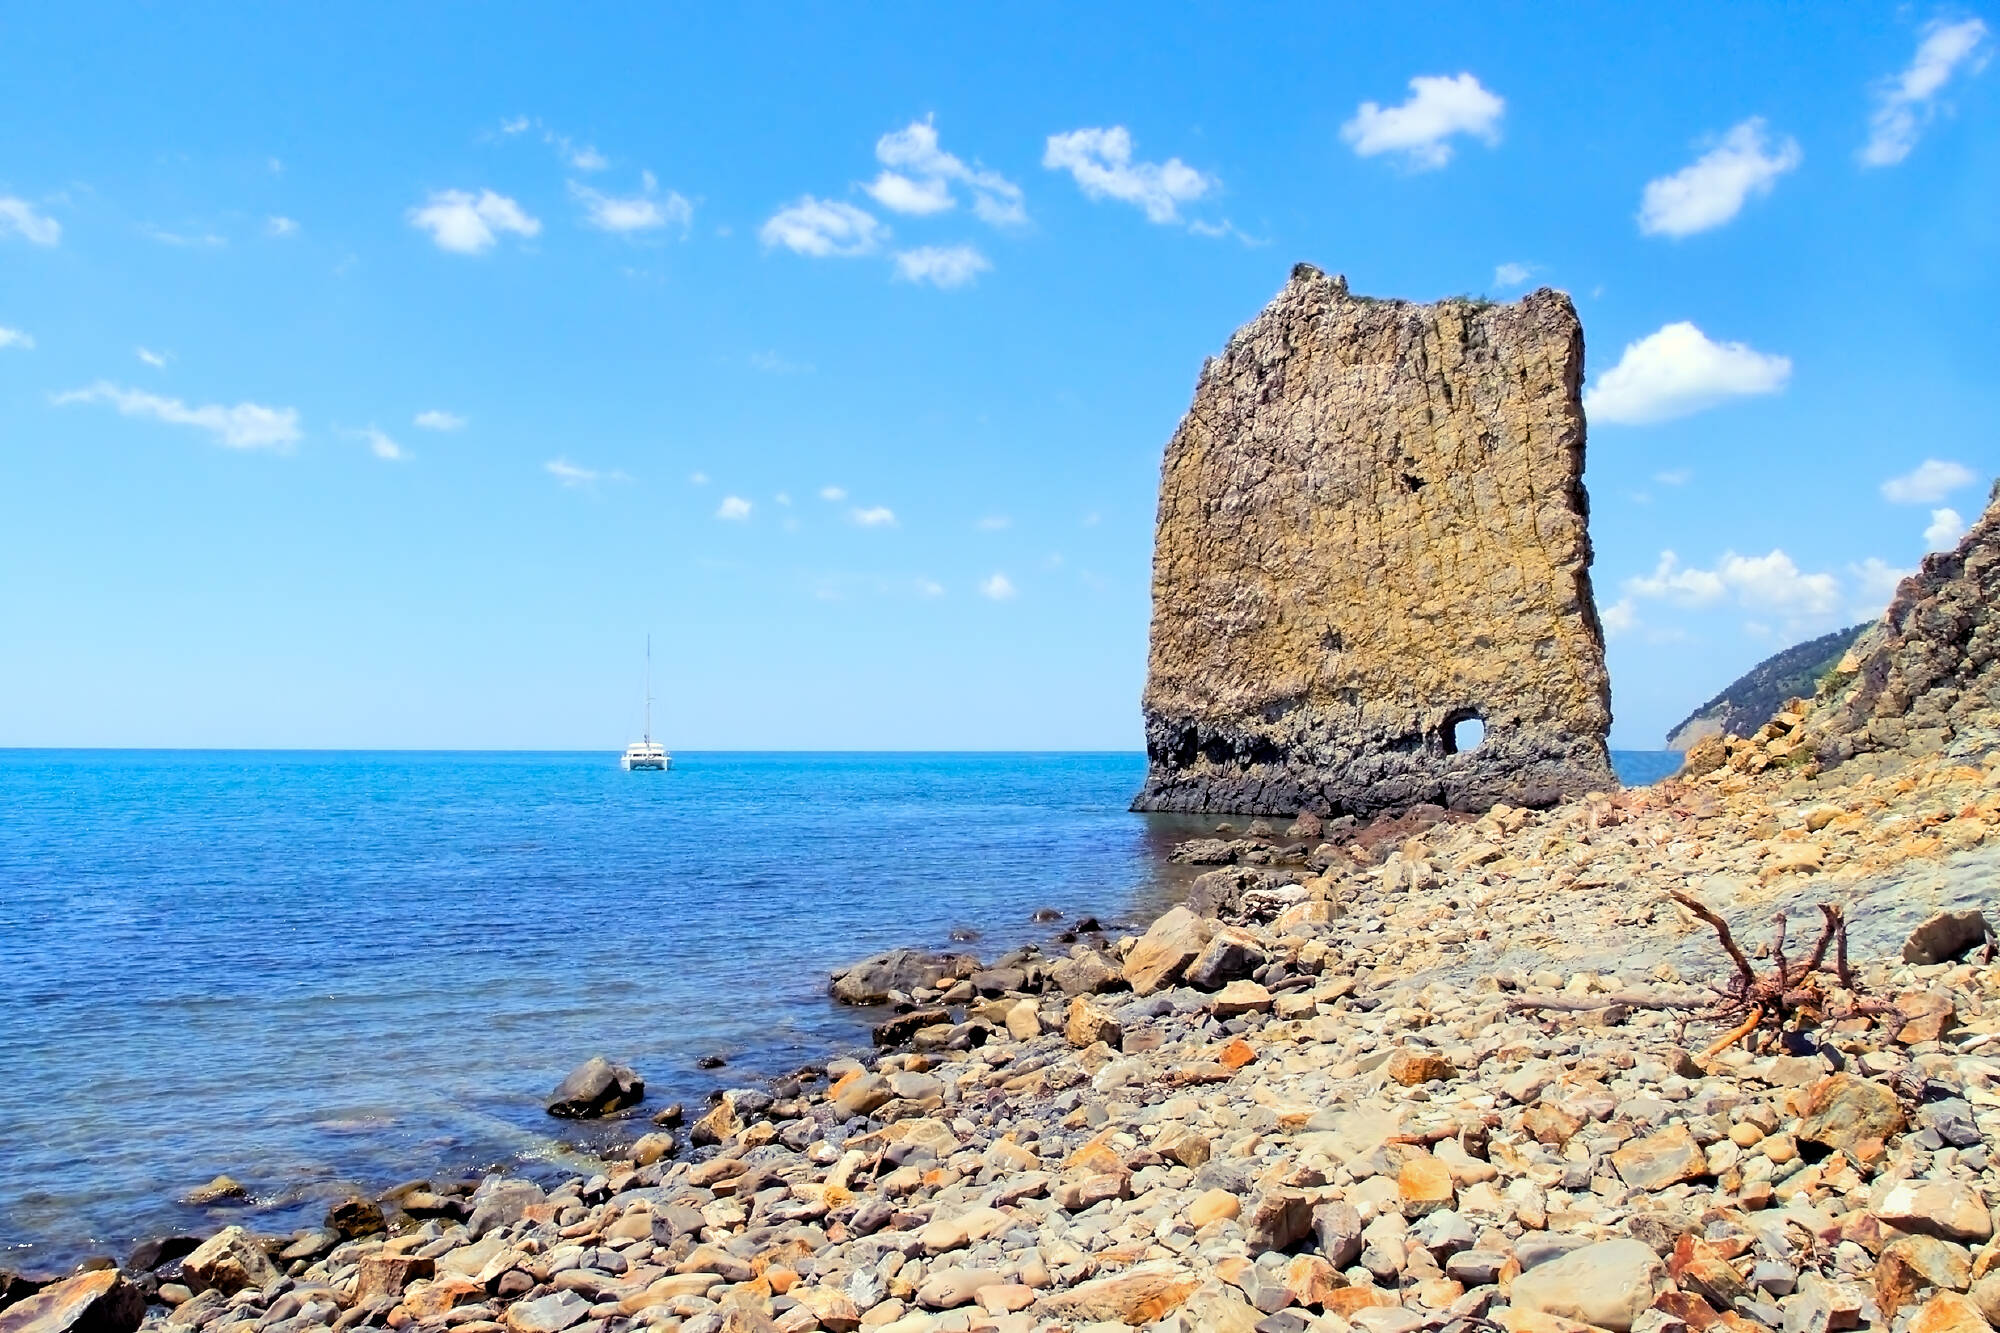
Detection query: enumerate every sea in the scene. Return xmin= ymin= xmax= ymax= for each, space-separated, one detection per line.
xmin=0 ymin=748 xmax=1680 ymax=1268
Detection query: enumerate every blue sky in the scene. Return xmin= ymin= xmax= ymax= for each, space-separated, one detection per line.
xmin=2 ymin=3 xmax=1995 ymax=751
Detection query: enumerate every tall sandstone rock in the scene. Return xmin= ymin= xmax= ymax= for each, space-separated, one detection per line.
xmin=1134 ymin=265 xmax=1615 ymax=816
xmin=1801 ymin=482 xmax=2000 ymax=767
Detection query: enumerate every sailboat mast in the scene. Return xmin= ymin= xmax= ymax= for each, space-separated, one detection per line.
xmin=644 ymin=634 xmax=653 ymax=744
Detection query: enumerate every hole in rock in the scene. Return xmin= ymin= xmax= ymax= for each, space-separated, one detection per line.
xmin=1447 ymin=716 xmax=1486 ymax=754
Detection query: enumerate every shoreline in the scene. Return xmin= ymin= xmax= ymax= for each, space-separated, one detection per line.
xmin=10 ymin=718 xmax=2000 ymax=1332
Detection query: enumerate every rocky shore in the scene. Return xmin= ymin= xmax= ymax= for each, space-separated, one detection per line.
xmin=10 ymin=695 xmax=2000 ymax=1333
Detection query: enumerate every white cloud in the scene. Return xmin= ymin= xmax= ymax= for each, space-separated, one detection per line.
xmin=545 ymin=457 xmax=625 ymax=488
xmin=867 ymin=172 xmax=955 ymax=215
xmin=916 ymin=578 xmax=945 ymax=598
xmin=819 ymin=485 xmax=847 ymax=501
xmin=0 ymin=326 xmax=35 ymax=350
xmin=1653 ymin=468 xmax=1692 ymax=486
xmin=569 ymin=145 xmax=609 ymax=172
xmin=716 ymin=495 xmax=752 ymax=520
xmin=1583 ymin=321 xmax=1790 ymax=425
xmin=1926 ymin=507 xmax=1969 ymax=551
xmin=1185 ymin=218 xmax=1264 ymax=246
xmin=980 ymin=573 xmax=1016 ymax=600
xmin=500 ymin=116 xmax=532 ymax=135
xmin=414 ymin=409 xmax=465 ymax=431
xmin=1638 ymin=118 xmax=1801 ymax=238
xmin=1881 ymin=458 xmax=1976 ymax=504
xmin=55 ymin=381 xmax=301 ymax=450
xmin=571 ymin=173 xmax=693 ymax=235
xmin=267 ymin=215 xmax=299 ymax=237
xmin=759 ymin=196 xmax=883 ymax=257
xmin=1861 ymin=18 xmax=1992 ymax=167
xmin=1340 ymin=73 xmax=1505 ymax=170
xmin=408 ymin=189 xmax=541 ymax=254
xmin=1849 ymin=557 xmax=1909 ymax=612
xmin=868 ymin=118 xmax=1026 ymax=225
xmin=1493 ymin=262 xmax=1533 ymax=289
xmin=976 ymin=515 xmax=1011 ymax=531
xmin=1625 ymin=548 xmax=1839 ymax=618
xmin=1626 ymin=551 xmax=1727 ymax=606
xmin=851 ymin=505 xmax=896 ymax=526
xmin=136 ymin=347 xmax=168 ymax=369
xmin=0 ymin=197 xmax=60 ymax=245
xmin=893 ymin=244 xmax=990 ymax=289
xmin=1042 ymin=126 xmax=1214 ymax=224
xmin=1599 ymin=596 xmax=1638 ymax=637
xmin=775 ymin=492 xmax=792 ymax=506
xmin=357 ymin=426 xmax=407 ymax=462
xmin=689 ymin=471 xmax=709 ymax=486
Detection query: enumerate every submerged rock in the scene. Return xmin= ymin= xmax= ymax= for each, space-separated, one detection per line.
xmin=544 ymin=1055 xmax=643 ymax=1118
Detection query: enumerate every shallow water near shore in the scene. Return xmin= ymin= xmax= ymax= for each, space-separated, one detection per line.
xmin=0 ymin=747 xmax=1675 ymax=1266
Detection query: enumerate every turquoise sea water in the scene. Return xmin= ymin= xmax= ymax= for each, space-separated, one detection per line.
xmin=0 ymin=748 xmax=1675 ymax=1266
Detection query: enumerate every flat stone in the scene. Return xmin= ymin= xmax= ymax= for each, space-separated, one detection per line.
xmin=1210 ymin=980 xmax=1274 ymax=1018
xmin=1903 ymin=910 xmax=1990 ymax=965
xmin=502 ymin=1290 xmax=592 ymax=1333
xmin=1875 ymin=1179 xmax=1993 ymax=1243
xmin=1398 ymin=1153 xmax=1455 ymax=1217
xmin=1507 ymin=1238 xmax=1667 ymax=1333
xmin=1189 ymin=1189 xmax=1241 ymax=1227
xmin=1611 ymin=1123 xmax=1707 ymax=1191
xmin=1385 ymin=1048 xmax=1455 ymax=1086
xmin=1123 ymin=907 xmax=1212 ymax=994
xmin=1044 ymin=1265 xmax=1201 ymax=1324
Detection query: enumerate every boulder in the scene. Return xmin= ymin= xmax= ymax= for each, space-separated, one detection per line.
xmin=324 ymin=1194 xmax=385 ymax=1239
xmin=1047 ymin=950 xmax=1123 ymax=995
xmin=181 ymin=1227 xmax=277 ymax=1296
xmin=1798 ymin=1073 xmax=1907 ymax=1152
xmin=1244 ymin=1191 xmax=1314 ymax=1253
xmin=545 ymin=1056 xmax=644 ymax=1118
xmin=1183 ymin=928 xmax=1269 ymax=990
xmin=466 ymin=1177 xmax=546 ymax=1239
xmin=1904 ymin=910 xmax=1991 ymax=965
xmin=1506 ymin=1238 xmax=1667 ymax=1333
xmin=0 ymin=1271 xmax=145 ymax=1333
xmin=1385 ymin=1048 xmax=1456 ymax=1087
xmin=1122 ymin=907 xmax=1212 ymax=994
xmin=1876 ymin=1179 xmax=1994 ymax=1243
xmin=1313 ymin=1202 xmax=1364 ymax=1268
xmin=354 ymin=1254 xmax=432 ymax=1305
xmin=1064 ymin=996 xmax=1123 ymax=1049
xmin=828 ymin=949 xmax=969 ymax=1005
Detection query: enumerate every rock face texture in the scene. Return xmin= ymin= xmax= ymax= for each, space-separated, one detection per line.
xmin=1134 ymin=265 xmax=1614 ymax=816
xmin=1802 ymin=482 xmax=2000 ymax=767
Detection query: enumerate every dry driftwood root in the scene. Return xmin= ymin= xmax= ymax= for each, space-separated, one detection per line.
xmin=1509 ymin=894 xmax=1878 ymax=1059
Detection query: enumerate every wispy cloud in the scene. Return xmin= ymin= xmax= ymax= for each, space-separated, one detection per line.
xmin=1881 ymin=458 xmax=1976 ymax=504
xmin=759 ymin=196 xmax=883 ymax=257
xmin=1042 ymin=127 xmax=1215 ymax=224
xmin=916 ymin=578 xmax=945 ymax=598
xmin=0 ymin=197 xmax=61 ymax=245
xmin=545 ymin=457 xmax=626 ymax=488
xmin=893 ymin=244 xmax=990 ymax=289
xmin=1584 ymin=322 xmax=1790 ymax=425
xmin=1653 ymin=468 xmax=1692 ymax=486
xmin=1861 ymin=18 xmax=1991 ymax=166
xmin=866 ymin=117 xmax=1026 ymax=226
xmin=571 ymin=172 xmax=693 ymax=235
xmin=819 ymin=485 xmax=847 ymax=502
xmin=716 ymin=495 xmax=752 ymax=520
xmin=980 ymin=573 xmax=1017 ymax=601
xmin=689 ymin=471 xmax=709 ymax=486
xmin=749 ymin=351 xmax=813 ymax=375
xmin=1493 ymin=262 xmax=1534 ymax=289
xmin=55 ymin=381 xmax=301 ymax=450
xmin=1639 ymin=118 xmax=1800 ymax=238
xmin=1340 ymin=73 xmax=1505 ymax=170
xmin=851 ymin=505 xmax=896 ymax=527
xmin=1599 ymin=596 xmax=1638 ymax=637
xmin=142 ymin=225 xmax=226 ymax=248
xmin=136 ymin=347 xmax=169 ymax=369
xmin=356 ymin=426 xmax=408 ymax=462
xmin=414 ymin=409 xmax=465 ymax=431
xmin=408 ymin=189 xmax=541 ymax=254
xmin=1849 ymin=556 xmax=1910 ymax=615
xmin=0 ymin=325 xmax=35 ymax=350
xmin=976 ymin=515 xmax=1011 ymax=531
xmin=267 ymin=216 xmax=299 ymax=237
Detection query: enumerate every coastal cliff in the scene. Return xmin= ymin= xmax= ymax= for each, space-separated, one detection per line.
xmin=1134 ymin=265 xmax=1614 ymax=817
xmin=1665 ymin=623 xmax=1869 ymax=751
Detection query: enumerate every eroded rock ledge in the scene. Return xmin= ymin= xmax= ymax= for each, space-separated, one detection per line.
xmin=1134 ymin=264 xmax=1614 ymax=817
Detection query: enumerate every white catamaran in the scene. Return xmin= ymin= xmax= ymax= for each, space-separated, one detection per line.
xmin=621 ymin=636 xmax=671 ymax=771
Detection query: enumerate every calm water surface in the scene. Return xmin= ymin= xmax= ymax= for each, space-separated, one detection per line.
xmin=0 ymin=748 xmax=1673 ymax=1265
